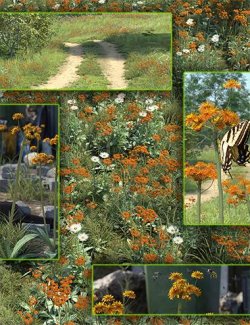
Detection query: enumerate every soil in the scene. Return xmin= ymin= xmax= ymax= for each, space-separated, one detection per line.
xmin=34 ymin=42 xmax=84 ymax=89
xmin=93 ymin=40 xmax=128 ymax=89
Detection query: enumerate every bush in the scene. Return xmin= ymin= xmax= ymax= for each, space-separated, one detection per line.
xmin=0 ymin=13 xmax=53 ymax=57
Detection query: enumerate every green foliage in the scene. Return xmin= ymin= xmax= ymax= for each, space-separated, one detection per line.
xmin=0 ymin=264 xmax=33 ymax=324
xmin=0 ymin=13 xmax=53 ymax=57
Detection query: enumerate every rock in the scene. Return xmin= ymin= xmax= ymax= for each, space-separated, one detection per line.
xmin=46 ymin=167 xmax=56 ymax=178
xmin=23 ymin=153 xmax=38 ymax=167
xmin=37 ymin=166 xmax=51 ymax=177
xmin=94 ymin=270 xmax=147 ymax=313
xmin=1 ymin=163 xmax=27 ymax=179
xmin=0 ymin=176 xmax=9 ymax=192
xmin=0 ymin=201 xmax=55 ymax=228
xmin=42 ymin=178 xmax=55 ymax=191
xmin=44 ymin=205 xmax=57 ymax=221
xmin=16 ymin=200 xmax=31 ymax=215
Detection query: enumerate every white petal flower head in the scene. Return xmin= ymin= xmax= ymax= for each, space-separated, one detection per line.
xmin=197 ymin=45 xmax=205 ymax=52
xmin=182 ymin=49 xmax=190 ymax=54
xmin=176 ymin=51 xmax=183 ymax=56
xmin=98 ymin=0 xmax=106 ymax=3
xmin=78 ymin=232 xmax=89 ymax=242
xmin=186 ymin=18 xmax=195 ymax=26
xmin=145 ymin=98 xmax=154 ymax=105
xmin=117 ymin=92 xmax=126 ymax=99
xmin=91 ymin=156 xmax=100 ymax=163
xmin=167 ymin=225 xmax=179 ymax=234
xmin=67 ymin=99 xmax=77 ymax=105
xmin=99 ymin=152 xmax=109 ymax=159
xmin=139 ymin=111 xmax=148 ymax=117
xmin=70 ymin=105 xmax=79 ymax=111
xmin=211 ymin=34 xmax=219 ymax=43
xmin=146 ymin=105 xmax=158 ymax=112
xmin=173 ymin=236 xmax=184 ymax=245
xmin=69 ymin=223 xmax=82 ymax=233
xmin=114 ymin=97 xmax=124 ymax=104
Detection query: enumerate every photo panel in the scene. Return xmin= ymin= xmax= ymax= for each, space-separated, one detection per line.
xmin=0 ymin=12 xmax=172 ymax=91
xmin=183 ymin=72 xmax=250 ymax=226
xmin=93 ymin=264 xmax=250 ymax=315
xmin=0 ymin=104 xmax=60 ymax=260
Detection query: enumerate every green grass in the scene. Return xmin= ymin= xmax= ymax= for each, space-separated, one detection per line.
xmin=0 ymin=13 xmax=171 ymax=90
xmin=0 ymin=264 xmax=43 ymax=325
xmin=70 ymin=41 xmax=109 ymax=90
xmin=185 ymin=196 xmax=250 ymax=225
xmin=0 ymin=47 xmax=67 ymax=89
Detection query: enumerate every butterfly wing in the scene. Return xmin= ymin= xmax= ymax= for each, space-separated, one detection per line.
xmin=221 ymin=120 xmax=250 ymax=173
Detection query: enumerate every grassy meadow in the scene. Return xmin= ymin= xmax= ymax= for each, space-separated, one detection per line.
xmin=0 ymin=13 xmax=172 ymax=90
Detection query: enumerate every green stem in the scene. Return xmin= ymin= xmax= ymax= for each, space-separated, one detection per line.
xmin=197 ymin=181 xmax=202 ymax=224
xmin=10 ymin=138 xmax=26 ymax=224
xmin=177 ymin=301 xmax=182 ymax=314
xmin=213 ymin=132 xmax=224 ymax=224
xmin=39 ymin=164 xmax=49 ymax=236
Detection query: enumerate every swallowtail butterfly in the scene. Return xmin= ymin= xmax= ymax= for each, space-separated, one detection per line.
xmin=220 ymin=120 xmax=250 ymax=174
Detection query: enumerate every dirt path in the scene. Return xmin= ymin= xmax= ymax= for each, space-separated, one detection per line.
xmin=34 ymin=42 xmax=84 ymax=89
xmin=185 ymin=166 xmax=250 ymax=207
xmin=93 ymin=40 xmax=128 ymax=89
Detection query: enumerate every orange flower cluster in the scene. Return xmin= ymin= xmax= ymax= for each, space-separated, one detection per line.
xmin=223 ymin=79 xmax=241 ymax=89
xmin=222 ymin=177 xmax=250 ymax=206
xmin=74 ymin=295 xmax=89 ymax=310
xmin=168 ymin=272 xmax=202 ymax=301
xmin=93 ymin=294 xmax=124 ymax=315
xmin=17 ymin=311 xmax=34 ymax=325
xmin=185 ymin=162 xmax=217 ymax=182
xmin=135 ymin=206 xmax=158 ymax=223
xmin=31 ymin=153 xmax=54 ymax=165
xmin=186 ymin=102 xmax=240 ymax=131
xmin=212 ymin=231 xmax=250 ymax=262
xmin=42 ymin=275 xmax=75 ymax=307
xmin=22 ymin=123 xmax=42 ymax=141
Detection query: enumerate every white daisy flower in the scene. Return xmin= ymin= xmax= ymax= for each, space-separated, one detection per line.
xmin=78 ymin=232 xmax=89 ymax=242
xmin=176 ymin=51 xmax=183 ymax=56
xmin=145 ymin=98 xmax=154 ymax=105
xmin=70 ymin=105 xmax=79 ymax=111
xmin=211 ymin=34 xmax=219 ymax=43
xmin=167 ymin=225 xmax=179 ymax=234
xmin=146 ymin=105 xmax=158 ymax=112
xmin=99 ymin=152 xmax=109 ymax=159
xmin=186 ymin=18 xmax=194 ymax=26
xmin=173 ymin=236 xmax=184 ymax=245
xmin=182 ymin=49 xmax=190 ymax=54
xmin=67 ymin=99 xmax=76 ymax=105
xmin=91 ymin=156 xmax=100 ymax=163
xmin=139 ymin=111 xmax=148 ymax=117
xmin=197 ymin=45 xmax=205 ymax=52
xmin=68 ymin=223 xmax=82 ymax=233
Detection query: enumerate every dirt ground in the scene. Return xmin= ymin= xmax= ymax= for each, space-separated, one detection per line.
xmin=93 ymin=40 xmax=128 ymax=89
xmin=34 ymin=42 xmax=84 ymax=89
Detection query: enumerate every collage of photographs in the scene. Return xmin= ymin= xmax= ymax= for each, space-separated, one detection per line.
xmin=0 ymin=1 xmax=249 ymax=325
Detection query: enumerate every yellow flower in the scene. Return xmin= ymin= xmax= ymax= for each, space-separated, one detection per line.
xmin=169 ymin=272 xmax=183 ymax=281
xmin=11 ymin=126 xmax=20 ymax=135
xmin=102 ymin=295 xmax=115 ymax=303
xmin=0 ymin=125 xmax=7 ymax=132
xmin=123 ymin=290 xmax=136 ymax=299
xmin=12 ymin=113 xmax=24 ymax=120
xmin=191 ymin=271 xmax=204 ymax=279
